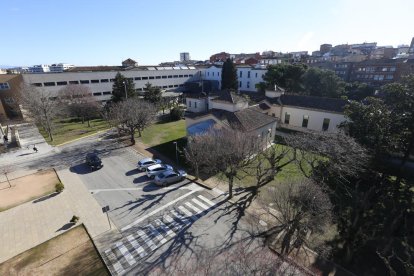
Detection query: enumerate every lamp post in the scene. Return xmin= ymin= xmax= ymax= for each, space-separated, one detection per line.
xmin=123 ymin=80 xmax=128 ymax=100
xmin=173 ymin=141 xmax=178 ymax=165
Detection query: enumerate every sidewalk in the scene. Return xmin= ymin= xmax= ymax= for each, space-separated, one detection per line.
xmin=0 ymin=168 xmax=112 ymax=263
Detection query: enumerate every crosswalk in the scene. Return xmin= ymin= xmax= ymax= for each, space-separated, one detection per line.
xmin=103 ymin=194 xmax=216 ymax=275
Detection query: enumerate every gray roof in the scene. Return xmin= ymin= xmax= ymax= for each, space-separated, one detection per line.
xmin=267 ymin=94 xmax=347 ymax=113
xmin=210 ymin=90 xmax=248 ymax=104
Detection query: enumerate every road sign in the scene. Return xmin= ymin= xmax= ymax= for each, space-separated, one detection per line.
xmin=102 ymin=205 xmax=110 ymax=213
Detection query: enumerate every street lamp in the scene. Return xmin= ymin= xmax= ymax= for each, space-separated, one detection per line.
xmin=122 ymin=80 xmax=128 ymax=100
xmin=173 ymin=141 xmax=178 ymax=165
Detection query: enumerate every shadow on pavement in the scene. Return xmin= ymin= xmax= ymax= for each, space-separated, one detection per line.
xmin=142 ymin=182 xmax=163 ymax=192
xmin=32 ymin=192 xmax=59 ymax=203
xmin=126 ymin=168 xmax=141 ymax=176
xmin=69 ymin=163 xmax=95 ymax=175
xmin=133 ymin=175 xmax=149 ymax=184
xmin=17 ymin=152 xmax=35 ymax=157
xmin=56 ymin=222 xmax=75 ymax=232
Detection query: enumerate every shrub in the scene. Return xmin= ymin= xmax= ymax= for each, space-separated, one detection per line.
xmin=55 ymin=182 xmax=64 ymax=193
xmin=70 ymin=215 xmax=80 ymax=224
xmin=170 ymin=107 xmax=184 ymax=121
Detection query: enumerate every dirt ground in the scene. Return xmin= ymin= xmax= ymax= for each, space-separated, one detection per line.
xmin=0 ymin=169 xmax=58 ymax=211
xmin=0 ymin=224 xmax=108 ymax=276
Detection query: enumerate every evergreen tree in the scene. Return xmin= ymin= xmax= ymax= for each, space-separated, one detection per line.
xmin=221 ymin=58 xmax=238 ymax=90
xmin=111 ymin=72 xmax=135 ymax=102
xmin=143 ymin=82 xmax=162 ymax=104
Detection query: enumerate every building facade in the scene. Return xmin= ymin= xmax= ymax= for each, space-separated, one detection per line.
xmin=180 ymin=52 xmax=190 ymax=62
xmin=0 ymin=74 xmax=23 ymax=121
xmin=22 ymin=66 xmax=201 ymax=102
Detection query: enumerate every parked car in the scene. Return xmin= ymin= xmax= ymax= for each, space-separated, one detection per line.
xmin=154 ymin=170 xmax=187 ymax=186
xmin=86 ymin=153 xmax=103 ymax=170
xmin=146 ymin=164 xmax=173 ymax=178
xmin=138 ymin=158 xmax=162 ymax=171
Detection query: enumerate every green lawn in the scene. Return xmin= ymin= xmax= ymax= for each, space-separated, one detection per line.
xmin=39 ymin=118 xmax=110 ymax=146
xmin=140 ymin=119 xmax=186 ymax=146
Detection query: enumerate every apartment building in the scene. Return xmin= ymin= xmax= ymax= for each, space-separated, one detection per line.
xmin=22 ymin=65 xmax=201 ymax=102
xmin=202 ymin=65 xmax=267 ymax=92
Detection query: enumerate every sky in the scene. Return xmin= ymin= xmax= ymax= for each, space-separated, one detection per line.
xmin=1 ymin=0 xmax=413 ymax=66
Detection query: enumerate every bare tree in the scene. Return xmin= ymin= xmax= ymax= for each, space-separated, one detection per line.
xmin=1 ymin=165 xmax=13 ymax=188
xmin=104 ymin=98 xmax=156 ymax=144
xmin=260 ymin=179 xmax=333 ymax=258
xmin=19 ymin=84 xmax=58 ymax=141
xmin=59 ymin=84 xmax=100 ymax=127
xmin=185 ymin=128 xmax=259 ymax=199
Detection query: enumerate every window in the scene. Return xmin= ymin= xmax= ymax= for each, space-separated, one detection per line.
xmin=100 ymin=79 xmax=109 ymax=83
xmin=168 ymin=85 xmax=173 ymax=88
xmin=91 ymin=79 xmax=99 ymax=83
xmin=302 ymin=115 xmax=309 ymax=128
xmin=240 ymin=71 xmax=242 ymax=78
xmin=134 ymin=77 xmax=141 ymax=80
xmin=93 ymin=92 xmax=102 ymax=96
xmin=43 ymin=82 xmax=56 ymax=86
xmin=184 ymin=75 xmax=189 ymax=77
xmin=110 ymin=78 xmax=115 ymax=82
xmin=168 ymin=75 xmax=173 ymax=78
xmin=0 ymin=82 xmax=10 ymax=90
xmin=207 ymin=72 xmax=210 ymax=76
xmin=102 ymin=91 xmax=111 ymax=95
xmin=156 ymin=76 xmax=161 ymax=79
xmin=195 ymin=101 xmax=197 ymax=108
xmin=33 ymin=83 xmax=43 ymax=87
xmin=80 ymin=80 xmax=89 ymax=84
xmin=142 ymin=77 xmax=148 ymax=80
xmin=56 ymin=81 xmax=67 ymax=86
xmin=149 ymin=76 xmax=155 ymax=79
xmin=284 ymin=113 xmax=290 ymax=124
xmin=239 ymin=81 xmax=242 ymax=88
xmin=212 ymin=72 xmax=214 ymax=77
xmin=247 ymin=71 xmax=250 ymax=78
xmin=188 ymin=101 xmax=192 ymax=107
xmin=189 ymin=74 xmax=193 ymax=77
xmin=218 ymin=72 xmax=220 ymax=76
xmin=162 ymin=76 xmax=167 ymax=79
xmin=255 ymin=73 xmax=258 ymax=78
xmin=179 ymin=75 xmax=183 ymax=78
xmin=247 ymin=81 xmax=250 ymax=89
xmin=322 ymin=118 xmax=330 ymax=131
xmin=4 ymin=97 xmax=14 ymax=104
xmin=173 ymin=75 xmax=178 ymax=78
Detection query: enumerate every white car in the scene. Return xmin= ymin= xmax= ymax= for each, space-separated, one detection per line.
xmin=138 ymin=158 xmax=162 ymax=171
xmin=146 ymin=164 xmax=173 ymax=178
xmin=154 ymin=170 xmax=187 ymax=186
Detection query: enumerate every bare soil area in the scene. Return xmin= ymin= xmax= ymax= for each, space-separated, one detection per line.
xmin=0 ymin=169 xmax=58 ymax=211
xmin=0 ymin=224 xmax=108 ymax=276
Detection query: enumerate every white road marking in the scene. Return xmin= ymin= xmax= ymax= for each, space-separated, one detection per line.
xmin=197 ymin=195 xmax=215 ymax=206
xmin=127 ymin=235 xmax=147 ymax=258
xmin=154 ymin=219 xmax=176 ymax=238
xmin=122 ymin=187 xmax=202 ymax=231
xmin=89 ymin=186 xmax=176 ymax=194
xmin=105 ymin=249 xmax=125 ymax=275
xmin=178 ymin=206 xmax=198 ymax=221
xmin=115 ymin=242 xmax=136 ymax=266
xmin=192 ymin=198 xmax=209 ymax=210
xmin=164 ymin=214 xmax=185 ymax=231
xmin=147 ymin=224 xmax=168 ymax=244
xmin=185 ymin=202 xmax=203 ymax=215
xmin=137 ymin=230 xmax=157 ymax=251
xmin=171 ymin=209 xmax=191 ymax=224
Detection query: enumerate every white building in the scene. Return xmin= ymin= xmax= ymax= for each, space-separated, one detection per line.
xmin=22 ymin=65 xmax=201 ymax=102
xmin=180 ymin=52 xmax=190 ymax=62
xmin=202 ymin=65 xmax=267 ymax=93
xmin=28 ymin=64 xmax=50 ymax=73
xmin=50 ymin=63 xmax=75 ymax=72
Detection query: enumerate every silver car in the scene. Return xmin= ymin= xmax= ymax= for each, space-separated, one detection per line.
xmin=154 ymin=170 xmax=187 ymax=186
xmin=146 ymin=164 xmax=173 ymax=178
xmin=138 ymin=158 xmax=162 ymax=171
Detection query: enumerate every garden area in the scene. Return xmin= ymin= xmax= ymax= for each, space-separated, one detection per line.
xmin=38 ymin=118 xmax=109 ymax=146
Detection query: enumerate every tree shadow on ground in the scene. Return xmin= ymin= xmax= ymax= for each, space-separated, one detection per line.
xmin=33 ymin=192 xmax=59 ymax=203
xmin=56 ymin=222 xmax=75 ymax=232
xmin=113 ymin=180 xmax=192 ymax=219
xmin=125 ymin=168 xmax=141 ymax=176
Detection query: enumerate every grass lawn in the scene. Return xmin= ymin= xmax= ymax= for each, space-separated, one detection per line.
xmin=0 ymin=224 xmax=108 ymax=276
xmin=39 ymin=118 xmax=110 ymax=146
xmin=140 ymin=119 xmax=186 ymax=146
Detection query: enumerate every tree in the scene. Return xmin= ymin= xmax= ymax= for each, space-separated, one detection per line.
xmin=105 ymin=98 xmax=155 ymax=144
xmin=185 ymin=128 xmax=258 ymax=198
xmin=60 ymin=84 xmax=100 ymax=127
xmin=221 ymin=58 xmax=238 ymax=90
xmin=111 ymin=72 xmax=135 ymax=102
xmin=19 ymin=84 xmax=58 ymax=141
xmin=301 ymin=67 xmax=345 ymax=98
xmin=143 ymin=82 xmax=162 ymax=104
xmin=262 ymin=63 xmax=307 ymax=93
xmin=261 ymin=179 xmax=333 ymax=257
xmin=345 ymin=82 xmax=375 ymax=100
xmin=169 ymin=106 xmax=184 ymax=121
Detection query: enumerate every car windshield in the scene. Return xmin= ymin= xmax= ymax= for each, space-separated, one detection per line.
xmin=158 ymin=172 xmax=167 ymax=178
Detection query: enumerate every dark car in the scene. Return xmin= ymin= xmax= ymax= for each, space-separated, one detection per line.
xmin=86 ymin=153 xmax=103 ymax=170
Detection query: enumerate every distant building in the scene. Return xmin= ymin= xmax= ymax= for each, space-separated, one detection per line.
xmin=122 ymin=58 xmax=138 ymax=67
xmin=180 ymin=52 xmax=190 ymax=62
xmin=0 ymin=74 xmax=23 ymax=121
xmin=210 ymin=52 xmax=230 ymax=62
xmin=28 ymin=64 xmax=50 ymax=73
xmin=320 ymin=44 xmax=332 ymax=55
xmin=410 ymin=37 xmax=414 ymax=54
xmin=50 ymin=63 xmax=75 ymax=72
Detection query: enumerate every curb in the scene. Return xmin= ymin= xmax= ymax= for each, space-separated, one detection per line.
xmin=55 ymin=128 xmax=111 ymax=147
xmin=186 ymin=175 xmax=213 ymax=190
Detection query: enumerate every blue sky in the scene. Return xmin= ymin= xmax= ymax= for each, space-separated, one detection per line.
xmin=1 ymin=0 xmax=413 ymax=66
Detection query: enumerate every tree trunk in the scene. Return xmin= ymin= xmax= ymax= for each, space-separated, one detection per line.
xmin=228 ymin=175 xmax=234 ymax=199
xmin=130 ymin=127 xmax=135 ymax=145
xmin=137 ymin=128 xmax=142 ymax=137
xmin=87 ymin=118 xmax=91 ymax=127
xmin=81 ymin=116 xmax=85 ymax=124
